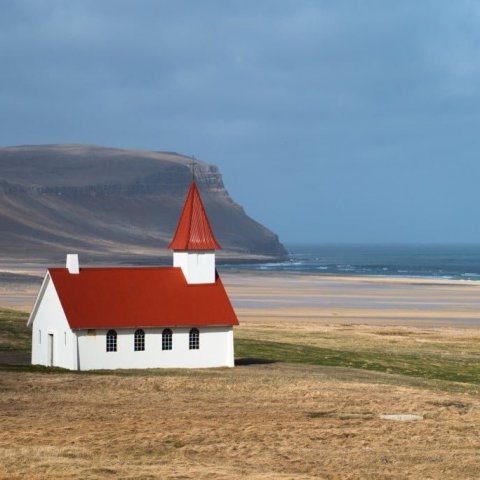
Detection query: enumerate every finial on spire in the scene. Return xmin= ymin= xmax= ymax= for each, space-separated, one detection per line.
xmin=191 ymin=156 xmax=196 ymax=181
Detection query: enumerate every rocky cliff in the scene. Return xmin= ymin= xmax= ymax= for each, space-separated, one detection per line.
xmin=0 ymin=144 xmax=287 ymax=264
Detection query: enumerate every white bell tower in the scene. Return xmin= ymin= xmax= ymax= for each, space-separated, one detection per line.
xmin=169 ymin=180 xmax=221 ymax=285
xmin=173 ymin=250 xmax=216 ymax=284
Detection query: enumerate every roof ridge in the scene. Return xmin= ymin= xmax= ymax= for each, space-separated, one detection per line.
xmin=185 ymin=181 xmax=195 ymax=248
xmin=48 ymin=266 xmax=179 ymax=271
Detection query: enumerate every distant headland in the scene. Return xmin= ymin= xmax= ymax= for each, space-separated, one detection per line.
xmin=0 ymin=144 xmax=287 ymax=265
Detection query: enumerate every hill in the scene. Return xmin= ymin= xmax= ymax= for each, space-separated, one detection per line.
xmin=0 ymin=144 xmax=287 ymax=264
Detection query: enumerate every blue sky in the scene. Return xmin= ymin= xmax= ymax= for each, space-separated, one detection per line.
xmin=1 ymin=1 xmax=480 ymax=244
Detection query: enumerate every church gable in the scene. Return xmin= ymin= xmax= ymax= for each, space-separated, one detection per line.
xmin=28 ymin=274 xmax=75 ymax=369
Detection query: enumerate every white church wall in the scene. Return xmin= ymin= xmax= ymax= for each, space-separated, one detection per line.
xmin=30 ymin=276 xmax=76 ymax=369
xmin=173 ymin=251 xmax=216 ymax=284
xmin=76 ymin=326 xmax=234 ymax=370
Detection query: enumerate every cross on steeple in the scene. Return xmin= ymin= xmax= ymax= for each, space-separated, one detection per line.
xmin=191 ymin=156 xmax=196 ymax=181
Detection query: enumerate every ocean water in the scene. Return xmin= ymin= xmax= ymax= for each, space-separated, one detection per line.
xmin=227 ymin=244 xmax=480 ymax=280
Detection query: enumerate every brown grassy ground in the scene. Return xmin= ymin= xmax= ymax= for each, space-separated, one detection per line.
xmin=2 ymin=270 xmax=480 ymax=478
xmin=1 ymin=365 xmax=480 ymax=479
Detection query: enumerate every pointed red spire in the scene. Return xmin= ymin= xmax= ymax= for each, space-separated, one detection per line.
xmin=168 ymin=181 xmax=221 ymax=250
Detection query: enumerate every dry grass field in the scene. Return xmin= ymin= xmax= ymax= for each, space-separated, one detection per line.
xmin=2 ymin=362 xmax=480 ymax=479
xmin=1 ymin=271 xmax=480 ymax=479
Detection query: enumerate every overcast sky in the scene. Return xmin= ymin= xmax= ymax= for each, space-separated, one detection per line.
xmin=1 ymin=1 xmax=480 ymax=244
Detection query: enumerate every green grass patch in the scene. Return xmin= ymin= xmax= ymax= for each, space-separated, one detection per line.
xmin=235 ymin=338 xmax=480 ymax=385
xmin=2 ymin=306 xmax=477 ymax=387
xmin=0 ymin=308 xmax=30 ymax=352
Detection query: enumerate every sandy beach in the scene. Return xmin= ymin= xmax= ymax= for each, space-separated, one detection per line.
xmin=223 ymin=271 xmax=480 ymax=329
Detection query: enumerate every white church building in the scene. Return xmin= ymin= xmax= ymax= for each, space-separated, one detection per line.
xmin=27 ymin=181 xmax=239 ymax=370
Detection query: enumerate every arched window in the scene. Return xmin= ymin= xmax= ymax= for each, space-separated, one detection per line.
xmin=106 ymin=330 xmax=117 ymax=352
xmin=134 ymin=329 xmax=145 ymax=351
xmin=189 ymin=328 xmax=199 ymax=350
xmin=162 ymin=328 xmax=172 ymax=351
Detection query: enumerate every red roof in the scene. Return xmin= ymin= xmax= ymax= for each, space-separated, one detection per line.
xmin=168 ymin=181 xmax=221 ymax=250
xmin=48 ymin=267 xmax=238 ymax=329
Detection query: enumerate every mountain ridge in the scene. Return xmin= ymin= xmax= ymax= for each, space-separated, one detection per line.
xmin=0 ymin=144 xmax=287 ymax=264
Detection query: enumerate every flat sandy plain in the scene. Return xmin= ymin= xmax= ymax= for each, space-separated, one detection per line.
xmin=1 ymin=269 xmax=480 ymax=479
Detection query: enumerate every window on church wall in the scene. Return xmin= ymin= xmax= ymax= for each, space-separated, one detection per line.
xmin=106 ymin=330 xmax=117 ymax=352
xmin=39 ymin=330 xmax=41 ymax=344
xmin=134 ymin=329 xmax=145 ymax=351
xmin=189 ymin=328 xmax=199 ymax=350
xmin=162 ymin=329 xmax=172 ymax=350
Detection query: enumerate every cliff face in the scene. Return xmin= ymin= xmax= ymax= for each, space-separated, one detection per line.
xmin=0 ymin=144 xmax=287 ymax=264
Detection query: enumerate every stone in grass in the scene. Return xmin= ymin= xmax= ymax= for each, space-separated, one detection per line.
xmin=380 ymin=414 xmax=424 ymax=421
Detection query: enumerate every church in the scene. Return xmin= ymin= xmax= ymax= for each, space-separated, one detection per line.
xmin=27 ymin=180 xmax=239 ymax=370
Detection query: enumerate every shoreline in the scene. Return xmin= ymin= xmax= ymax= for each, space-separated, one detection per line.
xmin=1 ymin=260 xmax=480 ymax=287
xmin=219 ymin=268 xmax=480 ymax=287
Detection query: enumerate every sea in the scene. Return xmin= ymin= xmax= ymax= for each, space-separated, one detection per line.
xmin=225 ymin=244 xmax=480 ymax=281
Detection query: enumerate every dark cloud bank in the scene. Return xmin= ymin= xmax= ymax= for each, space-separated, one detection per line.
xmin=1 ymin=1 xmax=480 ymax=243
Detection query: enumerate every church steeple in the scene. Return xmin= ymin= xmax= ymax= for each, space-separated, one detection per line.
xmin=168 ymin=181 xmax=221 ymax=251
xmin=169 ymin=180 xmax=219 ymax=284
